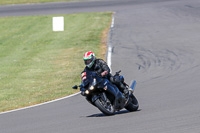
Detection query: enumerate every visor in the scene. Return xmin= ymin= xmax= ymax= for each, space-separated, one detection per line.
xmin=84 ymin=59 xmax=92 ymax=65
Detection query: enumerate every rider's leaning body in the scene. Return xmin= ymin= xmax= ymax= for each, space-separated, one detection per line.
xmin=81 ymin=51 xmax=129 ymax=94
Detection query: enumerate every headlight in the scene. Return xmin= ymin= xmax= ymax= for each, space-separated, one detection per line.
xmin=85 ymin=90 xmax=89 ymax=94
xmin=89 ymin=86 xmax=94 ymax=90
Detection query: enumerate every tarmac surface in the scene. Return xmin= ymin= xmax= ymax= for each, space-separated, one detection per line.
xmin=1 ymin=0 xmax=200 ymax=133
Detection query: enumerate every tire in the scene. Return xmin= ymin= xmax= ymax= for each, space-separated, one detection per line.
xmin=125 ymin=94 xmax=139 ymax=112
xmin=94 ymin=98 xmax=115 ymax=116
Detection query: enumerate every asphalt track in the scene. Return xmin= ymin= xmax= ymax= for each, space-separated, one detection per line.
xmin=1 ymin=0 xmax=200 ymax=132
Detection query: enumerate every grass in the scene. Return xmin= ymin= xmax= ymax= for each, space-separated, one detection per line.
xmin=0 ymin=0 xmax=87 ymax=5
xmin=0 ymin=12 xmax=112 ymax=112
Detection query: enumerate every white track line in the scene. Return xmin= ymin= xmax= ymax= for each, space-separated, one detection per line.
xmin=0 ymin=92 xmax=80 ymax=115
xmin=107 ymin=15 xmax=114 ymax=72
xmin=107 ymin=46 xmax=112 ymax=69
xmin=111 ymin=16 xmax=115 ymax=28
xmin=0 ymin=14 xmax=115 ymax=115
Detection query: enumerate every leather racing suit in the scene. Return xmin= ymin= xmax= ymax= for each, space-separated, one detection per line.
xmin=81 ymin=59 xmax=128 ymax=94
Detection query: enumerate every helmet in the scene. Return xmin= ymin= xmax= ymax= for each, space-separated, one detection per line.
xmin=83 ymin=51 xmax=96 ymax=68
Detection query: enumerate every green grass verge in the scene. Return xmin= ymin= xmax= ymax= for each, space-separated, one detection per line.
xmin=0 ymin=0 xmax=87 ymax=5
xmin=0 ymin=12 xmax=112 ymax=112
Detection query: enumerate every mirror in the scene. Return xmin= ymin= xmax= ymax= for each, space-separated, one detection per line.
xmin=72 ymin=85 xmax=78 ymax=89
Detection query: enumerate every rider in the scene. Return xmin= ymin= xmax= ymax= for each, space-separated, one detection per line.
xmin=81 ymin=51 xmax=129 ymax=94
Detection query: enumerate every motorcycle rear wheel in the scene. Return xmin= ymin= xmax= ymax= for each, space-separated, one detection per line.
xmin=94 ymin=98 xmax=115 ymax=116
xmin=125 ymin=94 xmax=139 ymax=112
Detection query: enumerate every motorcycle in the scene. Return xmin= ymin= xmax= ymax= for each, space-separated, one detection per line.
xmin=72 ymin=70 xmax=139 ymax=116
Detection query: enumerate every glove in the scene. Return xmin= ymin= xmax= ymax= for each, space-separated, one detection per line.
xmin=101 ymin=71 xmax=108 ymax=77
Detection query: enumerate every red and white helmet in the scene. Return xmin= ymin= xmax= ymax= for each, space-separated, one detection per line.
xmin=83 ymin=51 xmax=96 ymax=68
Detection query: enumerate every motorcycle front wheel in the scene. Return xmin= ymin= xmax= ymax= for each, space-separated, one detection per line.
xmin=94 ymin=98 xmax=115 ymax=116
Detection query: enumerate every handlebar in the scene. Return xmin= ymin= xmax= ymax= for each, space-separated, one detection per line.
xmin=114 ymin=70 xmax=121 ymax=76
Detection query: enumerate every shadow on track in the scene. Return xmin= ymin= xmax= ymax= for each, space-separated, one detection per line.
xmin=87 ymin=109 xmax=141 ymax=117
